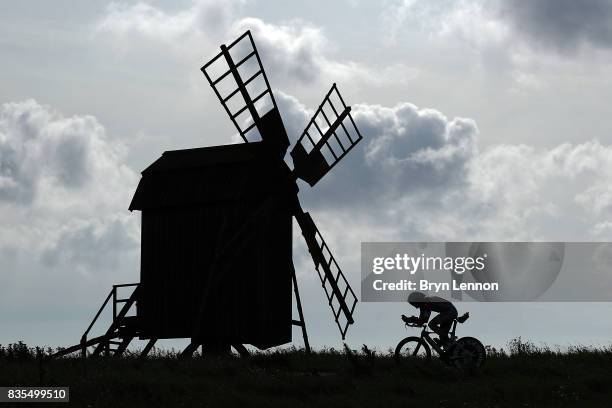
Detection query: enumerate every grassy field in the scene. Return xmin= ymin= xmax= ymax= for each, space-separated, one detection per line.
xmin=1 ymin=339 xmax=612 ymax=407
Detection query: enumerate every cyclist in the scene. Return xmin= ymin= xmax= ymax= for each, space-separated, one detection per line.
xmin=402 ymin=291 xmax=458 ymax=347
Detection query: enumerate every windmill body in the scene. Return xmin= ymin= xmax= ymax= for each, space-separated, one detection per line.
xmin=129 ymin=142 xmax=294 ymax=349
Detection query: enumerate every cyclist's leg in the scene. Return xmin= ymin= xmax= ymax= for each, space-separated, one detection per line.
xmin=437 ymin=316 xmax=453 ymax=343
xmin=435 ymin=312 xmax=458 ymax=344
xmin=429 ymin=314 xmax=442 ymax=337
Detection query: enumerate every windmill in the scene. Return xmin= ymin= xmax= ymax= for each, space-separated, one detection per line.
xmin=50 ymin=30 xmax=363 ymax=359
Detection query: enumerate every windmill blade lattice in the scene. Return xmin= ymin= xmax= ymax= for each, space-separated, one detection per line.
xmin=201 ymin=31 xmax=289 ymax=154
xmin=295 ymin=211 xmax=357 ymax=339
xmin=291 ymin=84 xmax=363 ymax=186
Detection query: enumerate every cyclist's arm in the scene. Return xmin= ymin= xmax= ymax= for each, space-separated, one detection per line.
xmin=417 ymin=307 xmax=431 ymax=324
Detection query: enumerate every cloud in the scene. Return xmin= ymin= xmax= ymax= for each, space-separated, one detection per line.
xmin=498 ymin=0 xmax=612 ymax=52
xmin=380 ymin=0 xmax=419 ymax=45
xmin=0 ymin=99 xmax=94 ymax=203
xmin=231 ymin=17 xmax=366 ymax=84
xmin=381 ymin=1 xmax=508 ymax=47
xmin=97 ymin=0 xmax=243 ymax=45
xmin=458 ymin=141 xmax=612 ymax=239
xmin=378 ymin=0 xmax=612 ymax=94
xmin=274 ymin=91 xmax=612 ymax=242
xmin=40 ymin=215 xmax=139 ymax=274
xmin=96 ymin=0 xmax=415 ymax=86
xmin=358 ymin=103 xmax=478 ymax=189
xmin=277 ymin=95 xmax=479 ymax=208
xmin=0 ymin=100 xmax=140 ymax=319
xmin=0 ymin=99 xmax=135 ymax=207
xmin=384 ymin=0 xmax=612 ymax=54
xmin=275 ymin=91 xmax=312 ymax=143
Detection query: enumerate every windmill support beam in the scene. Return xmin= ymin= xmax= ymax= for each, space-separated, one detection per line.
xmin=139 ymin=338 xmax=157 ymax=359
xmin=232 ymin=344 xmax=251 ymax=357
xmin=291 ymin=264 xmax=311 ymax=353
xmin=179 ymin=342 xmax=200 ymax=359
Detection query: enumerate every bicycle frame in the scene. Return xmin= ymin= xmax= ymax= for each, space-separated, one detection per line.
xmin=413 ymin=319 xmax=460 ymax=357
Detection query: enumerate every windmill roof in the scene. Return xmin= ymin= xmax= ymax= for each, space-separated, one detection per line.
xmin=129 ymin=141 xmax=291 ymax=211
xmin=141 ymin=142 xmax=263 ymax=173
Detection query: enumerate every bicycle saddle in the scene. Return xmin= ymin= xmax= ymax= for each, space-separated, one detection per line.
xmin=456 ymin=312 xmax=469 ymax=323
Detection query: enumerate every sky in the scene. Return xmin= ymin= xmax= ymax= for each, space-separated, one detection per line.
xmin=1 ymin=0 xmax=612 ymax=352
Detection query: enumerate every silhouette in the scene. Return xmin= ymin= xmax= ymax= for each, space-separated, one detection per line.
xmin=50 ymin=30 xmax=364 ymax=359
xmin=404 ymin=291 xmax=458 ymax=346
xmin=397 ymin=291 xmax=485 ymax=369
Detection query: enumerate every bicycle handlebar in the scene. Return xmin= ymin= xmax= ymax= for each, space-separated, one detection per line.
xmin=401 ymin=314 xmax=425 ymax=327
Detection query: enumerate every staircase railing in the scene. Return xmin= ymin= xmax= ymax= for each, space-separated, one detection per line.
xmin=79 ymin=283 xmax=139 ymax=358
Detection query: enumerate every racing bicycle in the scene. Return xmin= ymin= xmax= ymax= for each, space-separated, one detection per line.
xmin=394 ymin=312 xmax=486 ymax=371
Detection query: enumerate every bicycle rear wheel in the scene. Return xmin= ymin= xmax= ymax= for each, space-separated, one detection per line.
xmin=394 ymin=337 xmax=431 ymax=365
xmin=448 ymin=336 xmax=486 ymax=371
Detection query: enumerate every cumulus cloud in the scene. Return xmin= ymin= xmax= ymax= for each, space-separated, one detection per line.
xmin=0 ymin=99 xmax=97 ymax=203
xmin=276 ymin=95 xmax=478 ymax=208
xmin=0 ymin=100 xmax=140 ymax=317
xmin=273 ymin=92 xmax=612 ymax=242
xmin=0 ymin=100 xmax=135 ymax=207
xmin=96 ymin=0 xmax=414 ymax=86
xmin=358 ymin=103 xmax=478 ymax=188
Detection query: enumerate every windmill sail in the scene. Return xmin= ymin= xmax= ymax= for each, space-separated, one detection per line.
xmin=291 ymin=84 xmax=363 ymax=186
xmin=294 ymin=211 xmax=357 ymax=339
xmin=201 ymin=31 xmax=289 ymax=156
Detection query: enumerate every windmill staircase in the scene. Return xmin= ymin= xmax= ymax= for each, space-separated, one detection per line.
xmin=50 ymin=283 xmax=157 ymax=359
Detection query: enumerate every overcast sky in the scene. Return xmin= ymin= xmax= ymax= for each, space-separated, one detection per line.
xmin=2 ymin=0 xmax=612 ymax=351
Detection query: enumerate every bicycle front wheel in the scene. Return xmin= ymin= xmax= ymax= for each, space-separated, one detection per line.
xmin=394 ymin=336 xmax=431 ymax=365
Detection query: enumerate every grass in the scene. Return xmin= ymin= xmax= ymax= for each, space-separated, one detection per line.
xmin=1 ymin=339 xmax=612 ymax=407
